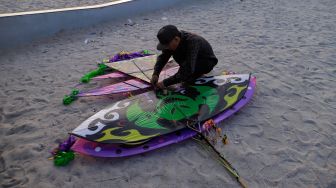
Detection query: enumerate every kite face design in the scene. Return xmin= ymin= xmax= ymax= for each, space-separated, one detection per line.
xmin=72 ymin=101 xmax=130 ymax=137
xmin=72 ymin=74 xmax=250 ymax=144
xmin=194 ymin=74 xmax=248 ymax=86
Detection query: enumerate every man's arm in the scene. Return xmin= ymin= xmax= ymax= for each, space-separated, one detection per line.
xmin=162 ymin=67 xmax=182 ymax=86
xmin=153 ymin=50 xmax=172 ymax=76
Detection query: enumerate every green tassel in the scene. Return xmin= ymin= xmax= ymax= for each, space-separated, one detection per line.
xmin=71 ymin=89 xmax=79 ymax=95
xmin=80 ymin=63 xmax=108 ymax=83
xmin=63 ymin=89 xmax=79 ymax=105
xmin=142 ymin=50 xmax=151 ymax=55
xmin=54 ymin=151 xmax=75 ymax=166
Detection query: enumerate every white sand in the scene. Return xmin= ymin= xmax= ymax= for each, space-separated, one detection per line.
xmin=0 ymin=0 xmax=336 ymax=187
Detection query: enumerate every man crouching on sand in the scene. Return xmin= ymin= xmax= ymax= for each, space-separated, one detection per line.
xmin=151 ymin=25 xmax=218 ymax=89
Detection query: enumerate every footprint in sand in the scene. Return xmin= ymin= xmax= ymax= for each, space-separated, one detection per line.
xmin=32 ymin=98 xmax=49 ymax=104
xmin=0 ymin=152 xmax=5 ymax=173
xmin=5 ymin=123 xmax=36 ymax=136
xmin=0 ymin=108 xmax=4 ymax=123
xmin=327 ymin=181 xmax=336 ymax=188
xmin=0 ymin=165 xmax=29 ymax=188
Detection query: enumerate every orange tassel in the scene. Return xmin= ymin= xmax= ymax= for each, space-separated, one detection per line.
xmin=222 ymin=134 xmax=228 ymax=145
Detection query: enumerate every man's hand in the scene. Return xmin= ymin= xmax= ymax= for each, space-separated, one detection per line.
xmin=151 ymin=75 xmax=159 ymax=85
xmin=156 ymin=81 xmax=165 ymax=89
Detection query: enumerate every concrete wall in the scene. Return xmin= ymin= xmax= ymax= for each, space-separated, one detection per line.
xmin=0 ymin=0 xmax=184 ymax=49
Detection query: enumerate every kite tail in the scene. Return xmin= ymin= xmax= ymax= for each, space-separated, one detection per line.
xmin=63 ymin=89 xmax=79 ymax=105
xmin=80 ymin=63 xmax=109 ymax=83
xmin=50 ymin=135 xmax=77 ymax=166
xmin=193 ymin=134 xmax=248 ymax=188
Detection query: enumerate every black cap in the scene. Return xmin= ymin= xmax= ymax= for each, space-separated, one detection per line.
xmin=157 ymin=25 xmax=180 ymax=50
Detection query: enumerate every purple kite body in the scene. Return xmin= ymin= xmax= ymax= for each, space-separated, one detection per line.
xmin=71 ymin=77 xmax=256 ymax=158
xmin=77 ymin=79 xmax=150 ymax=97
xmin=92 ymin=72 xmax=126 ymax=80
xmin=109 ymin=51 xmax=152 ymax=63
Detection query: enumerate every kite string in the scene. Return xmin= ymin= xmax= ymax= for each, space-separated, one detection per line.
xmin=130 ymin=59 xmax=151 ymax=82
xmin=192 ymin=136 xmax=238 ymax=176
xmin=192 ymin=135 xmax=248 ymax=188
xmin=122 ymin=80 xmax=143 ymax=90
xmin=168 ymin=94 xmax=247 ymax=187
xmin=126 ymin=68 xmax=153 ymax=75
xmin=173 ymin=102 xmax=202 ymax=133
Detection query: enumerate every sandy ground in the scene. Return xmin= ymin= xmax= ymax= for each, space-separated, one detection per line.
xmin=0 ymin=0 xmax=120 ymax=14
xmin=0 ymin=0 xmax=336 ymax=187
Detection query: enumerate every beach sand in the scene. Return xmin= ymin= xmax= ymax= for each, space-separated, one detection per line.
xmin=0 ymin=0 xmax=335 ymax=187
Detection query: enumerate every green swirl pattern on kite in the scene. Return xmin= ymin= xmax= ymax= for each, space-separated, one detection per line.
xmin=126 ymin=101 xmax=166 ymax=130
xmin=194 ymin=86 xmax=220 ymax=113
xmin=156 ymin=92 xmax=199 ymax=121
xmin=155 ymin=86 xmax=219 ymax=121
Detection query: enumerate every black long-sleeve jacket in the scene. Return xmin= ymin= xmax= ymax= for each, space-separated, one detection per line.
xmin=153 ymin=31 xmax=218 ymax=86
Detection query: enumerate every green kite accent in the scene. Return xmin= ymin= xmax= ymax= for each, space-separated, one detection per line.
xmin=194 ymin=86 xmax=219 ymax=113
xmin=156 ymin=92 xmax=199 ymax=120
xmin=63 ymin=89 xmax=79 ymax=105
xmin=54 ymin=151 xmax=75 ymax=166
xmin=127 ymin=101 xmax=167 ymax=129
xmin=80 ymin=64 xmax=108 ymax=83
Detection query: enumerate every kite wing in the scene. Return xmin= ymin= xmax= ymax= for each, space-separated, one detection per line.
xmin=77 ymin=66 xmax=179 ymax=97
xmin=105 ymin=55 xmax=176 ymax=82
